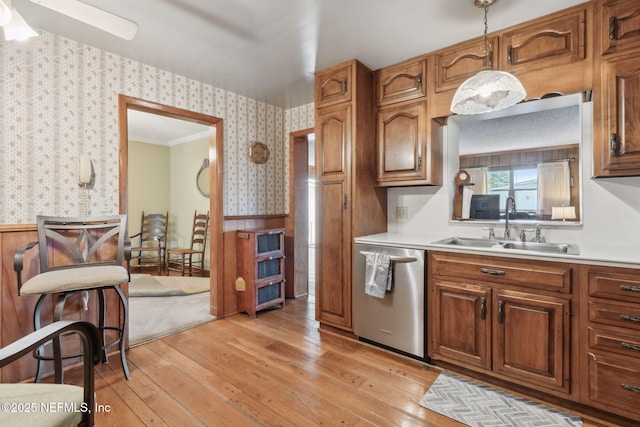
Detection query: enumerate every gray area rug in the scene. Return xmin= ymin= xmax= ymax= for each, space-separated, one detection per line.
xmin=129 ymin=291 xmax=215 ymax=346
xmin=129 ymin=274 xmax=210 ymax=297
xmin=420 ymin=371 xmax=582 ymax=427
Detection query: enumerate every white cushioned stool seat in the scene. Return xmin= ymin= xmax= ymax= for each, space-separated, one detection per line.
xmin=0 ymin=384 xmax=85 ymax=427
xmin=20 ymin=265 xmax=129 ymax=295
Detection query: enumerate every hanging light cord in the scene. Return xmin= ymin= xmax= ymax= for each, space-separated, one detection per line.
xmin=482 ymin=4 xmax=489 ymax=54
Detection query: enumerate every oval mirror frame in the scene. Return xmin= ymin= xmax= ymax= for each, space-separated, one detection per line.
xmin=196 ymin=158 xmax=210 ymax=198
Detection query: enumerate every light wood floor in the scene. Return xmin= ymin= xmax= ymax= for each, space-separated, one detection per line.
xmin=66 ymin=297 xmax=624 ymax=426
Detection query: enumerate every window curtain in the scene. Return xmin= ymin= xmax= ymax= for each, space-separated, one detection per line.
xmin=465 ymin=167 xmax=488 ymax=194
xmin=537 ymin=161 xmax=571 ymax=216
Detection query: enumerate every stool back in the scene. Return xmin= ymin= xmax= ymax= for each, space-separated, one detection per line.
xmin=36 ymin=215 xmax=129 ymax=273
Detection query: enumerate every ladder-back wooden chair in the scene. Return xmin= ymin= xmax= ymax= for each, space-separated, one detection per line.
xmin=13 ymin=215 xmax=131 ymax=383
xmin=130 ymin=211 xmax=168 ymax=275
xmin=166 ymin=211 xmax=209 ymax=276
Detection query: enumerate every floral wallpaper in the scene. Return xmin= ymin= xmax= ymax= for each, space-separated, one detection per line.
xmin=0 ymin=31 xmax=314 ymax=224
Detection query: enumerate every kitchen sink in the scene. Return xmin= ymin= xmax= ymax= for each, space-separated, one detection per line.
xmin=432 ymin=237 xmax=580 ymax=255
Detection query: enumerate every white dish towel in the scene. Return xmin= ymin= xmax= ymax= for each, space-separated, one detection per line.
xmin=364 ymin=252 xmax=393 ymax=299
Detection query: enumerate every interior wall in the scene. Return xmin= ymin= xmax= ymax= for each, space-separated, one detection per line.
xmin=127 ymin=140 xmax=170 ymax=236
xmin=0 ymin=30 xmax=296 ymax=225
xmin=169 ymin=137 xmax=211 ymax=269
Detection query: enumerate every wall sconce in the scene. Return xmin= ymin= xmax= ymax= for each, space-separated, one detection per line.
xmin=551 ymin=206 xmax=576 ymax=222
xmin=450 ymin=0 xmax=526 ymax=115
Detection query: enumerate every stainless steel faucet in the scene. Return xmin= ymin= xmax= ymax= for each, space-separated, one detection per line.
xmin=504 ymin=196 xmax=516 ymax=239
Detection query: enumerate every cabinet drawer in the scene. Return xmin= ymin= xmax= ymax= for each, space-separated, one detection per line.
xmin=376 ymin=58 xmax=427 ymax=106
xmin=588 ymin=326 xmax=640 ymax=359
xmin=589 ymin=269 xmax=640 ymax=303
xmin=430 ymin=252 xmax=572 ymax=293
xmin=256 ymin=256 xmax=284 ymax=280
xmin=588 ymin=301 xmax=640 ymax=332
xmin=256 ymin=279 xmax=285 ymax=306
xmin=588 ymin=352 xmax=640 ymax=417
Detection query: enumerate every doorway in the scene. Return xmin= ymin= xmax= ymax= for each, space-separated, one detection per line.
xmin=286 ymin=128 xmax=315 ymax=301
xmin=118 ymin=95 xmax=224 ymax=319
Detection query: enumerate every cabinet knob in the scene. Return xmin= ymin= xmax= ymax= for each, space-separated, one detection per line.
xmin=498 ymin=300 xmax=505 ymax=324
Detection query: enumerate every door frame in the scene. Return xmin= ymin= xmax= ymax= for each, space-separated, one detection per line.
xmin=285 ymin=127 xmax=314 ymax=298
xmin=118 ymin=95 xmax=225 ymax=318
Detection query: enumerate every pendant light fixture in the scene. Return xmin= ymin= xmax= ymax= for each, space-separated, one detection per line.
xmin=450 ymin=0 xmax=526 ymax=115
xmin=1 ymin=0 xmax=38 ymax=41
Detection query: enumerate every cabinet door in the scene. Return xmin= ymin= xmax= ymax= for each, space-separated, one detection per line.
xmin=493 ymin=290 xmax=570 ymax=394
xmin=315 ymin=104 xmax=353 ymax=330
xmin=434 ymin=35 xmax=498 ymax=93
xmin=376 ymin=58 xmax=427 ymax=106
xmin=315 ymin=63 xmax=352 ymax=108
xmin=596 ymin=53 xmax=640 ymax=176
xmin=600 ymin=0 xmax=640 ymax=55
xmin=501 ymin=9 xmax=585 ymax=73
xmin=377 ymin=101 xmax=429 ymax=184
xmin=430 ymin=280 xmax=492 ymax=370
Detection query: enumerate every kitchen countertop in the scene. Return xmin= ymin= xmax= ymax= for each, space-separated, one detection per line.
xmin=355 ymin=232 xmax=640 ymax=270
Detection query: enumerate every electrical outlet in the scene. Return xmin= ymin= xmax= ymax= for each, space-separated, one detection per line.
xmin=396 ymin=206 xmax=408 ymax=220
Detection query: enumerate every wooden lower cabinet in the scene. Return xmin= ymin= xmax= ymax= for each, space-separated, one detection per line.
xmin=431 ymin=280 xmax=491 ymax=370
xmin=428 ymin=251 xmax=572 ymax=395
xmin=584 ymin=265 xmax=640 ymax=420
xmin=492 ymin=290 xmax=570 ymax=393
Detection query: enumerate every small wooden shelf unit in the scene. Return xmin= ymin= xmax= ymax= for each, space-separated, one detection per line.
xmin=236 ymin=228 xmax=286 ymax=318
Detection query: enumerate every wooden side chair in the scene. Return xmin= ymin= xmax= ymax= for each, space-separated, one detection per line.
xmin=0 ymin=320 xmax=101 ymax=427
xmin=130 ymin=211 xmax=168 ymax=275
xmin=166 ymin=211 xmax=209 ymax=276
xmin=13 ymin=215 xmax=131 ymax=383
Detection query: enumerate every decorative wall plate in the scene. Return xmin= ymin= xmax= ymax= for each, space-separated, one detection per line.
xmin=249 ymin=141 xmax=270 ymax=164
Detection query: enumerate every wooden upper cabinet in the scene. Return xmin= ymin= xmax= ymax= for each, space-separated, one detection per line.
xmin=315 ymin=63 xmax=352 ymax=108
xmin=376 ymin=58 xmax=427 ymax=106
xmin=316 ymin=103 xmax=351 ymax=179
xmin=501 ymin=8 xmax=586 ymax=73
xmin=595 ymin=52 xmax=640 ymax=176
xmin=376 ymin=100 xmax=441 ymax=186
xmin=434 ymin=35 xmax=499 ymax=93
xmin=377 ymin=101 xmax=426 ymax=183
xmin=599 ymin=0 xmax=640 ymax=56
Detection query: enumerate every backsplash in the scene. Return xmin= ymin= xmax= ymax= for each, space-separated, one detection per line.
xmin=0 ymin=31 xmax=313 ymax=224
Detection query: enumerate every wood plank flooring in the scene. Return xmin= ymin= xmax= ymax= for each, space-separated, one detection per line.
xmin=64 ymin=297 xmax=623 ymax=426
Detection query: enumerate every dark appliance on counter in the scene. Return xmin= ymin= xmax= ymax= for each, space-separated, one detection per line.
xmin=470 ymin=194 xmax=500 ymax=219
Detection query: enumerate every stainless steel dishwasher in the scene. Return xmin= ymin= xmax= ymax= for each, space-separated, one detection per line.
xmin=353 ymin=243 xmax=426 ymax=359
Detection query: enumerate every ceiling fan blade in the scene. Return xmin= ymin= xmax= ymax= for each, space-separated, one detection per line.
xmin=30 ymin=0 xmax=138 ymax=40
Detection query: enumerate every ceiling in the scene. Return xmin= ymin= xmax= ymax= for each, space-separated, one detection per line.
xmin=13 ymin=0 xmax=588 ymax=110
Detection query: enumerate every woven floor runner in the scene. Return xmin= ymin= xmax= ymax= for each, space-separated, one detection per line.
xmin=420 ymin=371 xmax=582 ymax=427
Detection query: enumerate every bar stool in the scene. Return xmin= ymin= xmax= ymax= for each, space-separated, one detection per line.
xmin=14 ymin=215 xmax=131 ymax=382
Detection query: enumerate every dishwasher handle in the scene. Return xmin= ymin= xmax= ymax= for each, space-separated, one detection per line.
xmin=359 ymin=251 xmax=418 ymax=263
